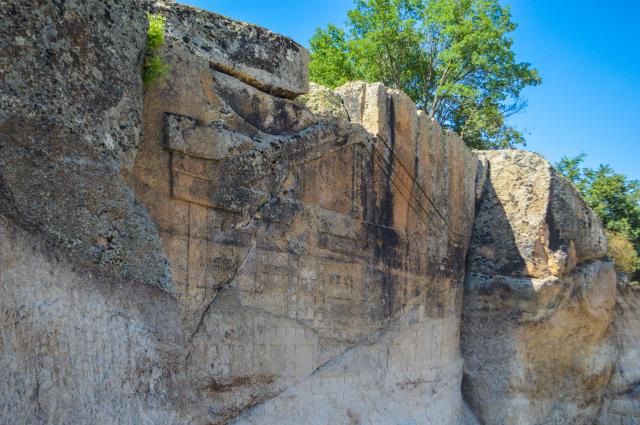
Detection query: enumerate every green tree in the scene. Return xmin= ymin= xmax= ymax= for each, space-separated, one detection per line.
xmin=556 ymin=155 xmax=640 ymax=278
xmin=309 ymin=0 xmax=541 ymax=149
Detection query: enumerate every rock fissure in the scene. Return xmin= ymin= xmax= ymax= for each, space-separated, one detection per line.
xmin=186 ymin=237 xmax=258 ymax=347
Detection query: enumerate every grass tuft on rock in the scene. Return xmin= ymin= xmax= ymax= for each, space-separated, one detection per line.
xmin=142 ymin=13 xmax=168 ymax=89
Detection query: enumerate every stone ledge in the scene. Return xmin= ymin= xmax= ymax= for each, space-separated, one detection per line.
xmin=146 ymin=0 xmax=309 ymax=98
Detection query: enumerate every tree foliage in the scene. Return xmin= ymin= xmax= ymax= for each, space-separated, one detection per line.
xmin=556 ymin=155 xmax=640 ymax=278
xmin=309 ymin=0 xmax=541 ymax=149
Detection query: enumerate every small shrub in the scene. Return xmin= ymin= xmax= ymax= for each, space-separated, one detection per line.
xmin=606 ymin=230 xmax=640 ymax=277
xmin=142 ymin=13 xmax=168 ymax=89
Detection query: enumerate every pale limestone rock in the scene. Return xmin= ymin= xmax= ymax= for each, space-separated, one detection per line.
xmin=0 ymin=215 xmax=184 ymax=425
xmin=598 ymin=282 xmax=640 ymax=424
xmin=462 ymin=150 xmax=617 ymax=425
xmin=469 ymin=150 xmax=607 ymax=278
xmin=336 ymin=81 xmax=391 ymax=141
xmin=127 ymin=42 xmax=479 ymax=422
xmin=165 ymin=114 xmax=255 ymax=161
xmin=1 ymin=1 xmax=634 ymax=424
xmin=295 ymin=82 xmax=349 ymax=120
xmin=463 ymin=261 xmax=617 ymax=425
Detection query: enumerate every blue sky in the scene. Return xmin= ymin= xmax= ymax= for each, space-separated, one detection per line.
xmin=181 ymin=0 xmax=639 ymax=180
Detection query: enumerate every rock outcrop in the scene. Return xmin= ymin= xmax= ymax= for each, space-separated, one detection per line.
xmin=146 ymin=0 xmax=309 ymax=98
xmin=0 ymin=1 xmax=637 ymax=424
xmin=462 ymin=150 xmax=617 ymax=424
xmin=127 ymin=8 xmax=477 ymax=420
xmin=598 ymin=281 xmax=640 ymax=424
xmin=468 ymin=150 xmax=607 ymax=279
xmin=0 ymin=0 xmax=172 ymax=290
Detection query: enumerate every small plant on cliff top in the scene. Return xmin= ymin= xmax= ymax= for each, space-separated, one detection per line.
xmin=142 ymin=13 xmax=168 ymax=89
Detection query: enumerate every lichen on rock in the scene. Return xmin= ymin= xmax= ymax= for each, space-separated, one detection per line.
xmin=0 ymin=0 xmax=172 ymax=291
xmin=295 ymin=82 xmax=350 ymax=120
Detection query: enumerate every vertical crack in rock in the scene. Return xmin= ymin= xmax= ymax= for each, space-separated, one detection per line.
xmin=32 ymin=367 xmax=46 ymax=422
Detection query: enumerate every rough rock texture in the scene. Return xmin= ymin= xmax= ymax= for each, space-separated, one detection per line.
xmin=1 ymin=1 xmax=638 ymax=424
xmin=146 ymin=0 xmax=309 ymax=98
xmin=0 ymin=215 xmax=183 ymax=424
xmin=126 ymin=21 xmax=478 ymax=420
xmin=462 ymin=150 xmax=618 ymax=425
xmin=0 ymin=0 xmax=172 ymax=290
xmin=598 ymin=281 xmax=640 ymax=424
xmin=295 ymin=82 xmax=350 ymax=120
xmin=468 ymin=150 xmax=607 ymax=279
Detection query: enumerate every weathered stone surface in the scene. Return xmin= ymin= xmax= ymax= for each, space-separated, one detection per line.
xmin=462 ymin=150 xmax=618 ymax=425
xmin=337 ymin=81 xmax=393 ymax=141
xmin=468 ymin=150 xmax=607 ymax=279
xmin=124 ymin=32 xmax=479 ymax=421
xmin=2 ymin=1 xmax=635 ymax=424
xmin=463 ymin=261 xmax=617 ymax=425
xmin=211 ymin=69 xmax=317 ymax=135
xmin=0 ymin=0 xmax=172 ymax=290
xmin=295 ymin=82 xmax=350 ymax=120
xmin=598 ymin=281 xmax=640 ymax=424
xmin=145 ymin=0 xmax=309 ymax=98
xmin=0 ymin=215 xmax=185 ymax=424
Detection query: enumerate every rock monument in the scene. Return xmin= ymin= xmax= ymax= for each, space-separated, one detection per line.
xmin=0 ymin=1 xmax=637 ymax=424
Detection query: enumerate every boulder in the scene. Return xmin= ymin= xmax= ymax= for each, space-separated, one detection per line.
xmin=462 ymin=150 xmax=617 ymax=425
xmin=468 ymin=150 xmax=607 ymax=279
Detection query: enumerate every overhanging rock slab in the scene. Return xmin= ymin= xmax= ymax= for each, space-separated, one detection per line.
xmin=147 ymin=0 xmax=310 ymax=98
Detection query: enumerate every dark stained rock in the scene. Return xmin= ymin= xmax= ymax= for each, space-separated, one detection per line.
xmin=0 ymin=0 xmax=173 ymax=291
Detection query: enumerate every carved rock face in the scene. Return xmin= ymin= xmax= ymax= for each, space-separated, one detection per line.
xmin=128 ymin=28 xmax=478 ymax=421
xmin=0 ymin=1 xmax=635 ymax=425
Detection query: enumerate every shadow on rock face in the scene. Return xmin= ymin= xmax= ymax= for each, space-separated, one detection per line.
xmin=461 ymin=151 xmax=617 ymax=425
